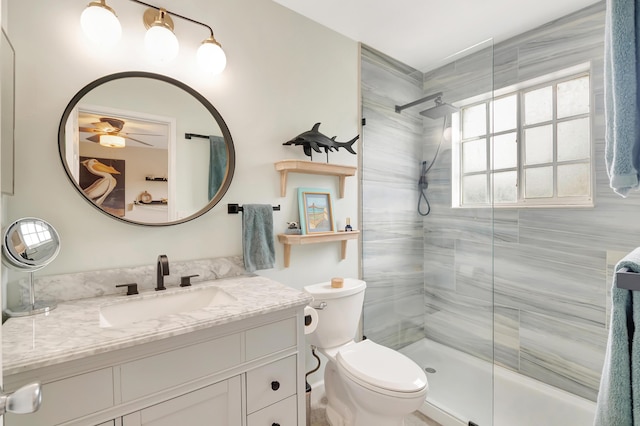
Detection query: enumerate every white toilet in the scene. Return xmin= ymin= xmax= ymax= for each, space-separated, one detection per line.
xmin=305 ymin=279 xmax=428 ymax=426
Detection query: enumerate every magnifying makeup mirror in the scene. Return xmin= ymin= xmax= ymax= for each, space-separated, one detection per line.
xmin=3 ymin=217 xmax=60 ymax=316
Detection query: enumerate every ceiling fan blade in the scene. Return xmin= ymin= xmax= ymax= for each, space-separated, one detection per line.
xmin=125 ymin=136 xmax=154 ymax=146
xmin=99 ymin=117 xmax=125 ymax=131
xmin=85 ymin=134 xmax=101 ymax=143
xmin=121 ymin=132 xmax=163 ymax=136
xmin=79 ymin=127 xmax=103 ymax=133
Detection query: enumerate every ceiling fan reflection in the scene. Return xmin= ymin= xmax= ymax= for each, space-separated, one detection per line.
xmin=79 ymin=117 xmax=159 ymax=147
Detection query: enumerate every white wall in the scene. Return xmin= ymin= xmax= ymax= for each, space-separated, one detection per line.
xmin=4 ymin=0 xmax=360 ymax=289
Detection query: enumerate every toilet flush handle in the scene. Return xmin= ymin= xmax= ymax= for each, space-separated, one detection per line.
xmin=309 ymin=301 xmax=327 ymax=310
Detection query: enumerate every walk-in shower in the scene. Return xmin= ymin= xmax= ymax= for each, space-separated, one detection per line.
xmin=361 ymin=4 xmax=608 ymax=423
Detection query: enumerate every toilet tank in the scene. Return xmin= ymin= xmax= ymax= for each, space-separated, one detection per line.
xmin=304 ymin=279 xmax=366 ymax=349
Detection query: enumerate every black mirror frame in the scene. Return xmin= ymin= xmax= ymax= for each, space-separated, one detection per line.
xmin=58 ymin=71 xmax=235 ymax=226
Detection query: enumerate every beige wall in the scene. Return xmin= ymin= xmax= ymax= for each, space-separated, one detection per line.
xmin=3 ymin=0 xmax=360 ymax=288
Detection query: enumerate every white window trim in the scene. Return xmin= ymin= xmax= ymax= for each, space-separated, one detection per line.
xmin=452 ymin=64 xmax=595 ymax=209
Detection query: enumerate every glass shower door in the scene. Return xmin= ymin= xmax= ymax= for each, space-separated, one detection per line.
xmin=360 ymin=39 xmax=495 ymax=426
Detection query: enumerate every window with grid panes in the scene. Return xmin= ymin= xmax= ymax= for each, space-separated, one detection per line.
xmin=452 ymin=72 xmax=592 ymax=208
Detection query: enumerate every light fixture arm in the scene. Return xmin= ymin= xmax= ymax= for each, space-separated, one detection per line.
xmin=128 ymin=0 xmax=215 ymax=37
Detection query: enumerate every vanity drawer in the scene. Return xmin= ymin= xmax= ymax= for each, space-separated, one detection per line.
xmin=245 ymin=317 xmax=297 ymax=361
xmin=6 ymin=367 xmax=114 ymax=426
xmin=120 ymin=332 xmax=241 ymax=401
xmin=247 ymin=394 xmax=297 ymax=426
xmin=246 ymin=355 xmax=297 ymax=413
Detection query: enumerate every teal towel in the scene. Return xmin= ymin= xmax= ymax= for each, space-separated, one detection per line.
xmin=242 ymin=204 xmax=275 ymax=273
xmin=208 ymin=136 xmax=227 ymax=200
xmin=604 ymin=0 xmax=640 ymax=197
xmin=595 ymin=248 xmax=640 ymax=425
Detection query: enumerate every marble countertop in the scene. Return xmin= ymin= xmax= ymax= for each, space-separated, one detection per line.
xmin=3 ymin=275 xmax=312 ymax=376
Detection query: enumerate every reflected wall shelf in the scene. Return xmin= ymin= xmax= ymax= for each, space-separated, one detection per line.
xmin=274 ymin=160 xmax=357 ymax=198
xmin=277 ymin=231 xmax=360 ymax=267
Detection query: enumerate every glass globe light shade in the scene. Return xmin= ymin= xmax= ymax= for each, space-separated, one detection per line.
xmin=80 ymin=2 xmax=122 ymax=47
xmin=144 ymin=25 xmax=179 ymax=64
xmin=197 ymin=40 xmax=227 ymax=75
xmin=99 ymin=135 xmax=126 ymax=148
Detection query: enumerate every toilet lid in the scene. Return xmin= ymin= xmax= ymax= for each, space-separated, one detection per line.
xmin=337 ymin=340 xmax=427 ymax=393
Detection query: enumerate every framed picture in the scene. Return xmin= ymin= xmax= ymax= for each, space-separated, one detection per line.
xmin=79 ymin=156 xmax=126 ymax=217
xmin=298 ymin=188 xmax=335 ymax=234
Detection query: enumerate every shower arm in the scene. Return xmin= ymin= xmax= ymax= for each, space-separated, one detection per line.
xmin=395 ymin=92 xmax=443 ymax=114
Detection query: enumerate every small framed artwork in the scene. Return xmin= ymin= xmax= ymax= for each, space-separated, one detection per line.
xmin=298 ymin=188 xmax=335 ymax=235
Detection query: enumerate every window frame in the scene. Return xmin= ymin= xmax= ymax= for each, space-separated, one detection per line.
xmin=452 ymin=68 xmax=594 ymax=209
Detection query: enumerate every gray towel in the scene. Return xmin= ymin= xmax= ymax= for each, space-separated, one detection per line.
xmin=242 ymin=204 xmax=275 ymax=273
xmin=604 ymin=0 xmax=640 ymax=197
xmin=594 ymin=248 xmax=640 ymax=425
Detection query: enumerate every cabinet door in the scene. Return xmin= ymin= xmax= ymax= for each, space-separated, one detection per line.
xmin=5 ymin=368 xmax=114 ymax=426
xmin=122 ymin=376 xmax=241 ymax=426
xmin=246 ymin=355 xmax=296 ymax=413
xmin=247 ymin=394 xmax=297 ymax=426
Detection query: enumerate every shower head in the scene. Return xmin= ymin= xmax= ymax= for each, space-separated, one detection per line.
xmin=419 ymin=96 xmax=459 ymax=119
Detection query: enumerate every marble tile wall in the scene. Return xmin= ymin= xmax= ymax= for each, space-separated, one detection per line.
xmin=362 ymin=1 xmax=637 ymax=402
xmin=361 ymin=46 xmax=426 ymax=349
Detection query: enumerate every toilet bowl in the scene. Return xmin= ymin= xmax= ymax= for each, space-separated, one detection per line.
xmin=305 ymin=279 xmax=428 ymax=426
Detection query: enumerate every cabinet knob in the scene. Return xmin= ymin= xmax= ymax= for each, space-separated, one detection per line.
xmin=271 ymin=381 xmax=280 ymax=391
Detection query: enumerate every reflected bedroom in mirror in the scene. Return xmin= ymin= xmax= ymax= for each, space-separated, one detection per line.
xmin=59 ymin=72 xmax=235 ymax=226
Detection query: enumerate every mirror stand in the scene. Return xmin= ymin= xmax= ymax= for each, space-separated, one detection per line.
xmin=2 ymin=217 xmax=61 ymax=318
xmin=5 ymin=272 xmax=57 ymax=317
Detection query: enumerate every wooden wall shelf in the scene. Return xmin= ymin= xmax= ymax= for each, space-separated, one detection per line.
xmin=277 ymin=231 xmax=360 ymax=267
xmin=274 ymin=160 xmax=357 ymax=198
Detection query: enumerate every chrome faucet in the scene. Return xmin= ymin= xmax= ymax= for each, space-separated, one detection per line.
xmin=156 ymin=255 xmax=169 ymax=291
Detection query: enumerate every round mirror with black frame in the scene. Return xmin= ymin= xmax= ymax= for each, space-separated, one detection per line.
xmin=58 ymin=71 xmax=235 ymax=226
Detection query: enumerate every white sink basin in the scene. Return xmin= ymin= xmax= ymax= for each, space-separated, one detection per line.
xmin=99 ymin=286 xmax=237 ymax=328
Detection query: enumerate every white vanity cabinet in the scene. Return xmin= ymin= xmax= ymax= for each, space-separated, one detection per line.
xmin=4 ymin=308 xmax=306 ymax=426
xmin=121 ymin=376 xmax=242 ymax=426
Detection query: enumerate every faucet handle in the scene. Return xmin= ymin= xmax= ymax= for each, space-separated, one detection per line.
xmin=116 ymin=283 xmax=139 ymax=295
xmin=180 ymin=274 xmax=199 ymax=287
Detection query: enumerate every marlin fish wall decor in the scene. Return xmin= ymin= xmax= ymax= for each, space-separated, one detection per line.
xmin=283 ymin=123 xmax=358 ymax=161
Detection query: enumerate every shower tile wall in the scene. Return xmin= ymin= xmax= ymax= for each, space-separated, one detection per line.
xmin=362 ymin=1 xmax=640 ymax=402
xmin=361 ymin=47 xmax=426 ymax=349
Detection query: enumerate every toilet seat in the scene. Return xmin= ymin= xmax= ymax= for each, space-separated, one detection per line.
xmin=336 ymin=340 xmax=427 ymax=395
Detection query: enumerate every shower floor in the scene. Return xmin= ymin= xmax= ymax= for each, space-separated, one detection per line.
xmin=400 ymin=337 xmax=596 ymax=426
xmin=400 ymin=338 xmax=493 ymax=426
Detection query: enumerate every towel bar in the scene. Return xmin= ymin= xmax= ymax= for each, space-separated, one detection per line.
xmin=184 ymin=133 xmax=210 ymax=140
xmin=616 ymin=267 xmax=640 ymax=290
xmin=227 ymin=204 xmax=281 ymax=214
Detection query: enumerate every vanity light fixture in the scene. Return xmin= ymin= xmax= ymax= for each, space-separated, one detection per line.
xmin=80 ymin=0 xmax=227 ymax=74
xmin=197 ymin=35 xmax=227 ymax=76
xmin=99 ymin=134 xmax=126 ymax=148
xmin=80 ymin=0 xmax=122 ymax=47
xmin=143 ymin=7 xmax=179 ymax=64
